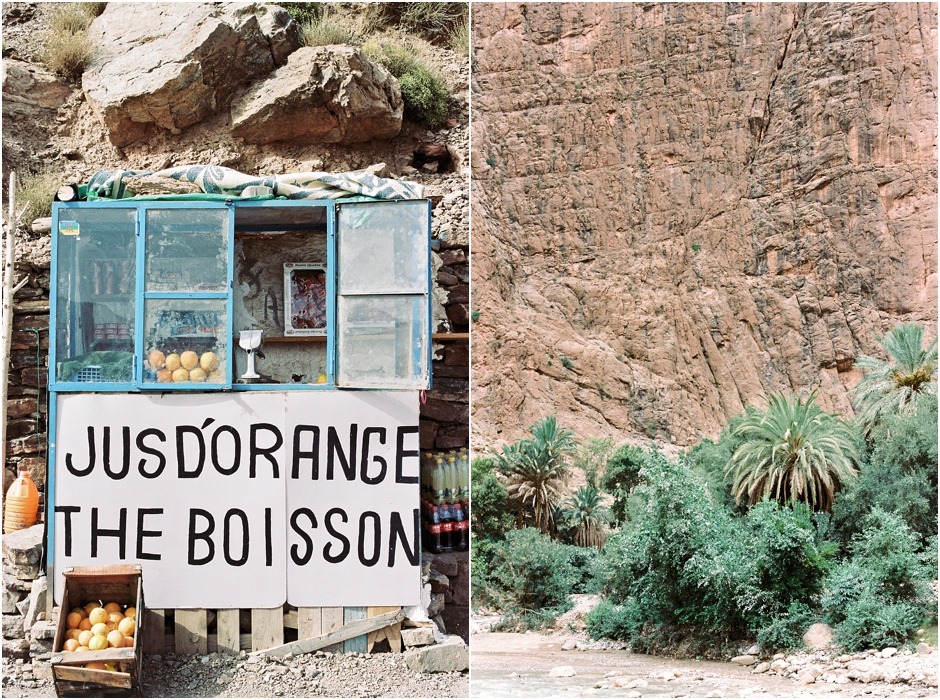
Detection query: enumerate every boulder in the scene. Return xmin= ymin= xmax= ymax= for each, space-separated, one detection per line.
xmin=803 ymin=623 xmax=834 ymax=650
xmin=82 ymin=2 xmax=301 ymax=146
xmin=2 ymin=612 xmax=24 ymax=639
xmin=2 ymin=524 xmax=44 ymax=580
xmin=400 ymin=626 xmax=436 ymax=648
xmin=3 ymin=584 xmax=25 ymax=614
xmin=548 ymin=666 xmax=576 ymax=677
xmin=731 ymin=655 xmax=757 ymax=666
xmin=23 ymin=576 xmax=47 ymax=632
xmin=403 ymin=634 xmax=468 ymax=673
xmin=231 ymin=46 xmax=403 ymax=145
xmin=1 ymin=59 xmax=71 ymax=119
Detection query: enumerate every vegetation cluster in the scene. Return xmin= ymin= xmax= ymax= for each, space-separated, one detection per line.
xmin=472 ymin=324 xmax=938 ymax=657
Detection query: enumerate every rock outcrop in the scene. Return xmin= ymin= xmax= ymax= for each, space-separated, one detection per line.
xmin=231 ymin=46 xmax=403 ymax=145
xmin=471 ymin=3 xmax=937 ymax=449
xmin=82 ymin=2 xmax=301 ymax=146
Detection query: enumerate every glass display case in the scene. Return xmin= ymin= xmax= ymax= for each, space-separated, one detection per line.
xmin=51 ymin=198 xmax=431 ymax=392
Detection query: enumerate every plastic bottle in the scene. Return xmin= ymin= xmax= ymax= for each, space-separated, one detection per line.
xmin=4 ymin=470 xmax=39 ymax=534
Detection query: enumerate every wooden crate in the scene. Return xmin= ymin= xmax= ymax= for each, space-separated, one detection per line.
xmin=50 ymin=565 xmax=144 ymax=698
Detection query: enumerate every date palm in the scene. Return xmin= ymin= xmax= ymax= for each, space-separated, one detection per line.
xmin=561 ymin=485 xmax=613 ymax=548
xmin=726 ymin=392 xmax=860 ymax=512
xmin=853 ymin=323 xmax=937 ymax=436
xmin=495 ymin=417 xmax=576 ymax=535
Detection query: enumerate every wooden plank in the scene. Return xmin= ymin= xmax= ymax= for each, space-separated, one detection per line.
xmin=321 ymin=607 xmax=344 ymax=653
xmin=50 ymin=648 xmax=136 ymax=666
xmin=251 ymin=608 xmax=283 ymax=652
xmin=367 ymin=606 xmax=402 ymax=653
xmin=175 ymin=609 xmax=208 ymax=655
xmin=283 ymin=609 xmax=298 ymax=629
xmin=216 ymin=609 xmax=240 ymax=655
xmin=142 ymin=609 xmax=165 ymax=654
xmin=252 ymin=609 xmax=404 ymax=658
xmin=343 ymin=607 xmax=367 ymax=653
xmin=298 ymin=608 xmax=322 ymax=640
xmin=53 ymin=666 xmax=132 ymax=689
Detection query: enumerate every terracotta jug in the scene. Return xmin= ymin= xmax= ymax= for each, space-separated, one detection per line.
xmin=4 ymin=470 xmax=39 ymax=534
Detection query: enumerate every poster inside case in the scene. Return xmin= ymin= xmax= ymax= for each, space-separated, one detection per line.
xmin=284 ymin=263 xmax=327 ymax=336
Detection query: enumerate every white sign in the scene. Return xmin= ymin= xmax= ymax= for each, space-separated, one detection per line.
xmin=53 ymin=392 xmax=420 ymax=609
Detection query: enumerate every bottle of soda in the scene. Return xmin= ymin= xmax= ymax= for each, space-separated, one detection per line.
xmin=452 ymin=502 xmax=468 ymax=551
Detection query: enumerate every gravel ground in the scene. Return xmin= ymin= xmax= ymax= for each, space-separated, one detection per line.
xmin=2 ymin=649 xmax=469 ymax=698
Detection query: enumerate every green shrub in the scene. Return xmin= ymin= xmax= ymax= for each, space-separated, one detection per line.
xmin=281 ymin=2 xmax=326 ymax=25
xmin=563 ymin=545 xmax=601 ymax=594
xmin=586 ymin=598 xmax=644 ymax=642
xmin=681 ymin=423 xmax=744 ymax=512
xmin=470 ymin=457 xmax=515 ymax=542
xmin=834 ymin=599 xmax=923 ymax=652
xmin=16 ymin=171 xmax=60 ymax=224
xmin=822 ymin=509 xmax=935 ymax=651
xmin=399 ymin=67 xmax=450 ymax=127
xmin=756 ymin=602 xmax=815 ymax=652
xmin=482 ymin=528 xmax=577 ymax=618
xmin=600 ymin=444 xmax=649 ymax=525
xmin=362 ymin=36 xmax=450 ymax=128
xmin=833 ymin=393 xmax=937 ymax=546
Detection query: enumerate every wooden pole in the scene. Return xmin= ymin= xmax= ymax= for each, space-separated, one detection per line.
xmin=1 ymin=172 xmax=17 ymax=485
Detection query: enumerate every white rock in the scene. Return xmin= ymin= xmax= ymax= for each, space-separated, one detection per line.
xmin=881 ymin=647 xmax=897 ymax=658
xmin=549 ymin=666 xmax=576 ymax=678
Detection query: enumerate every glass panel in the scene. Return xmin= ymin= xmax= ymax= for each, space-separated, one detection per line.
xmin=337 ymin=295 xmax=427 ymax=388
xmin=145 ymin=209 xmax=228 ymax=291
xmin=143 ymin=299 xmax=228 ymax=384
xmin=338 ymin=201 xmax=428 ymax=294
xmin=54 ymin=208 xmax=136 ymax=383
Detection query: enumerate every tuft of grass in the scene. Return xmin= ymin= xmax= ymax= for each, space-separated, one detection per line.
xmin=363 ymin=36 xmax=450 ymax=128
xmin=17 ymin=171 xmax=60 ymax=226
xmin=449 ymin=19 xmax=469 ymax=57
xmin=363 ymin=2 xmax=467 ymax=43
xmin=561 ymin=357 xmax=574 ymax=370
xmin=471 ymin=310 xmax=481 ymax=323
xmin=41 ymin=3 xmax=101 ymax=80
xmin=300 ymin=12 xmax=363 ymax=47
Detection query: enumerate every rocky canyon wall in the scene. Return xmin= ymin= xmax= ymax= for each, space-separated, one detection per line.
xmin=471 ymin=2 xmax=937 ymax=449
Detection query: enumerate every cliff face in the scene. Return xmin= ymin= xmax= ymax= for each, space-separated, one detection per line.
xmin=471 ymin=3 xmax=937 ymax=449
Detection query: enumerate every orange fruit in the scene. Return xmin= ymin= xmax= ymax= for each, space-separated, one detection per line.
xmin=88 ymin=607 xmax=108 ymax=625
xmin=118 ymin=617 xmax=136 ymax=636
xmin=107 ymin=630 xmax=125 ymax=648
xmin=70 ymin=606 xmax=87 ymax=619
xmin=108 ymin=612 xmax=124 ymax=624
xmin=172 ymin=368 xmax=189 ymax=382
xmin=124 ymin=635 xmax=135 ymax=647
xmin=180 ymin=350 xmax=199 ymax=371
xmin=77 ymin=630 xmax=94 ymax=647
xmin=79 ymin=618 xmax=93 ymax=631
xmin=157 ymin=368 xmax=173 ymax=383
xmin=91 ymin=622 xmax=108 ymax=636
xmin=148 ymin=349 xmax=166 ymax=370
xmin=66 ymin=629 xmax=82 ymax=641
xmin=124 ymin=607 xmax=137 ymax=620
xmin=64 ymin=639 xmax=80 ymax=652
xmin=189 ymin=367 xmax=207 ymax=382
xmin=76 ymin=645 xmax=90 ymax=653
xmin=200 ymin=351 xmax=219 ymax=372
xmin=66 ymin=611 xmax=83 ymax=629
xmin=88 ymin=634 xmax=108 ymax=651
xmin=85 ymin=661 xmax=106 ymax=670
xmin=165 ymin=353 xmax=181 ymax=371
xmin=83 ymin=601 xmax=99 ymax=615
xmin=104 ymin=602 xmax=122 ymax=614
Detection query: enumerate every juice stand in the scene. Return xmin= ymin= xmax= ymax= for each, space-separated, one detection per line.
xmin=47 ymin=175 xmax=433 ymax=656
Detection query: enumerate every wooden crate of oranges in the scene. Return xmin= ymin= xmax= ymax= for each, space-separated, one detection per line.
xmin=50 ymin=564 xmax=144 ymax=697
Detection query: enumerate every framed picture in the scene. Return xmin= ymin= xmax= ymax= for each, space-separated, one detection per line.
xmin=284 ymin=263 xmax=327 ymax=336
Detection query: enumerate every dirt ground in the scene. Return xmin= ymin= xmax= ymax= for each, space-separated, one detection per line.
xmin=470 ymin=629 xmax=937 ymax=699
xmin=2 ymin=647 xmax=469 ymax=698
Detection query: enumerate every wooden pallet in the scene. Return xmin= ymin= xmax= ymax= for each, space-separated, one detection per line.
xmin=139 ymin=606 xmax=403 ymax=655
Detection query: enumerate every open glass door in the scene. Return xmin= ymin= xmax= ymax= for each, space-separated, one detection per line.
xmin=335 ymin=200 xmax=431 ymax=389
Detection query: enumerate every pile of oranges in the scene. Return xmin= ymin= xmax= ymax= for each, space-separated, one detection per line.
xmin=148 ymin=349 xmax=223 ymax=383
xmin=60 ymin=601 xmax=136 ymax=670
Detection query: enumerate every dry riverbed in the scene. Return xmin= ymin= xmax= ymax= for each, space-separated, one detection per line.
xmin=470 ymin=626 xmax=937 ymax=698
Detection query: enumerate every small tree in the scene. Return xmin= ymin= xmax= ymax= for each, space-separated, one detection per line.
xmin=495 ymin=417 xmax=576 ymax=535
xmin=726 ymin=392 xmax=860 ymax=512
xmin=600 ymin=444 xmax=647 ymax=525
xmin=853 ymin=323 xmax=937 ymax=436
xmin=560 ymin=485 xmax=612 ymax=548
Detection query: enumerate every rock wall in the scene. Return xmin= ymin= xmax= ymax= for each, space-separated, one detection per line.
xmin=471 ymin=2 xmax=937 ymax=449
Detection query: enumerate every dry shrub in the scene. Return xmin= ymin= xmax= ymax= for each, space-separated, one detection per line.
xmin=16 ymin=171 xmax=60 ymax=227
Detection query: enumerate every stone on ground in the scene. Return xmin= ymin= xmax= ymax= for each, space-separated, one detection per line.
xmin=403 ymin=634 xmax=468 ymax=673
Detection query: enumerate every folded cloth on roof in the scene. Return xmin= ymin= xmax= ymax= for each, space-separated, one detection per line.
xmin=87 ymin=165 xmax=424 ymax=201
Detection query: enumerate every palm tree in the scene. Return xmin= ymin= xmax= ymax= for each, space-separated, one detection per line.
xmin=495 ymin=417 xmax=576 ymax=535
xmin=852 ymin=323 xmax=937 ymax=435
xmin=725 ymin=392 xmax=860 ymax=512
xmin=561 ymin=484 xmax=613 ymax=548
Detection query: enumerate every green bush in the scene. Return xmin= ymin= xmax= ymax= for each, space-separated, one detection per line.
xmin=563 ymin=545 xmax=601 ymax=594
xmin=585 ymin=598 xmax=644 ymax=642
xmin=756 ymin=602 xmax=815 ymax=652
xmin=481 ymin=528 xmax=577 ymax=620
xmin=398 ymin=66 xmax=450 ymax=128
xmin=681 ymin=424 xmax=744 ymax=512
xmin=833 ymin=394 xmax=937 ymax=546
xmin=822 ymin=509 xmax=935 ymax=651
xmin=600 ymin=444 xmax=650 ymax=525
xmin=470 ymin=457 xmax=515 ymax=542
